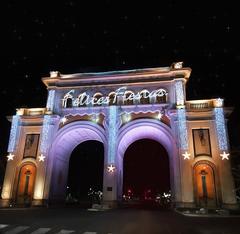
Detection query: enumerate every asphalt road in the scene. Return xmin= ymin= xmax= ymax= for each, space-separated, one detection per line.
xmin=0 ymin=206 xmax=240 ymax=234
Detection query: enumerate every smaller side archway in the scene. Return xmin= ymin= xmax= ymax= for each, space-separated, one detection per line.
xmin=15 ymin=162 xmax=37 ymax=206
xmin=193 ymin=160 xmax=219 ymax=208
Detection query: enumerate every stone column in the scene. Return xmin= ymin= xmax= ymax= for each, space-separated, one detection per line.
xmin=0 ymin=115 xmax=20 ymax=207
xmin=214 ymin=104 xmax=237 ymax=209
xmin=46 ymin=89 xmax=55 ymax=112
xmin=32 ymin=115 xmax=56 ymax=206
xmin=102 ymin=106 xmax=119 ymax=207
xmin=175 ymin=79 xmax=194 ymax=208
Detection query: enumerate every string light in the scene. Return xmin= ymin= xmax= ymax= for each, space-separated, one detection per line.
xmin=46 ymin=90 xmax=55 ymax=111
xmin=177 ymin=108 xmax=188 ymax=150
xmin=214 ymin=107 xmax=228 ymax=151
xmin=7 ymin=115 xmax=20 ymax=152
xmin=107 ymin=106 xmax=118 ymax=164
xmin=175 ymin=80 xmax=184 ymax=106
xmin=40 ymin=115 xmax=51 ymax=154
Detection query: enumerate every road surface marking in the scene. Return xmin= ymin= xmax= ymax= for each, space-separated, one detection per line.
xmin=56 ymin=230 xmax=75 ymax=234
xmin=0 ymin=224 xmax=9 ymax=229
xmin=4 ymin=226 xmax=29 ymax=234
xmin=30 ymin=228 xmax=51 ymax=234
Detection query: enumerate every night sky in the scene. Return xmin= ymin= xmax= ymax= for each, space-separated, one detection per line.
xmin=0 ymin=1 xmax=239 ymax=167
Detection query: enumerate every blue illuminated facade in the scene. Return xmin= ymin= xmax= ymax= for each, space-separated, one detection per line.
xmin=1 ymin=63 xmax=237 ymax=210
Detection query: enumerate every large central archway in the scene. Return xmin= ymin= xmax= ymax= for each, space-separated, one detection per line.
xmin=123 ymin=139 xmax=170 ymax=204
xmin=117 ymin=119 xmax=179 ymax=205
xmin=67 ymin=140 xmax=104 ymax=205
xmin=46 ymin=121 xmax=106 ymax=204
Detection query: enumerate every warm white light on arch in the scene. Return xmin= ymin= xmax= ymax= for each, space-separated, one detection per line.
xmin=61 ymin=116 xmax=68 ymax=124
xmin=91 ymin=114 xmax=99 ymax=123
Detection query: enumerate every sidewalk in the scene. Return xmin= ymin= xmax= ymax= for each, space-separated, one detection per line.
xmin=175 ymin=207 xmax=240 ymax=218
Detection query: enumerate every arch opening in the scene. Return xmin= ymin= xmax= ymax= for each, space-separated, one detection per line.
xmin=194 ymin=162 xmax=217 ymax=208
xmin=123 ymin=139 xmax=171 ymax=207
xmin=16 ymin=163 xmax=36 ymax=206
xmin=116 ymin=120 xmax=178 ymax=208
xmin=66 ymin=140 xmax=104 ymax=206
xmin=48 ymin=122 xmax=106 ymax=205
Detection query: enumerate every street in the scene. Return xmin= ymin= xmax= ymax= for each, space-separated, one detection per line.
xmin=0 ymin=206 xmax=240 ymax=234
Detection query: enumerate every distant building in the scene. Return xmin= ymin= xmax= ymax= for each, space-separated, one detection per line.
xmin=0 ymin=63 xmax=238 ymax=209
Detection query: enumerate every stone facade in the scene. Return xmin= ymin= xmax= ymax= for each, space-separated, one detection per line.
xmin=1 ymin=63 xmax=237 ymax=209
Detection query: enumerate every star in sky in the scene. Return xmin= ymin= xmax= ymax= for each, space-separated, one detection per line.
xmin=182 ymin=151 xmax=191 ymax=160
xmin=220 ymin=151 xmax=230 ymax=160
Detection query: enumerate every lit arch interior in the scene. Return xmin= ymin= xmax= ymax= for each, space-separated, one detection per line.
xmin=116 ymin=120 xmax=178 ymax=200
xmin=47 ymin=122 xmax=106 ymax=202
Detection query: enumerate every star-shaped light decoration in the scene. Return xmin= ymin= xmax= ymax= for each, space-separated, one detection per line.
xmin=7 ymin=153 xmax=15 ymax=161
xmin=220 ymin=151 xmax=229 ymax=160
xmin=60 ymin=116 xmax=67 ymax=124
xmin=107 ymin=164 xmax=116 ymax=173
xmin=173 ymin=61 xmax=183 ymax=69
xmin=38 ymin=154 xmax=46 ymax=162
xmin=182 ymin=151 xmax=191 ymax=160
xmin=214 ymin=98 xmax=224 ymax=107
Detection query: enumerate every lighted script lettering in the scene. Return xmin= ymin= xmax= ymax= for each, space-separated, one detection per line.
xmin=63 ymin=87 xmax=167 ymax=107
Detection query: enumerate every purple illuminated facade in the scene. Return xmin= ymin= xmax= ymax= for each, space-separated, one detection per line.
xmin=1 ymin=63 xmax=238 ymax=209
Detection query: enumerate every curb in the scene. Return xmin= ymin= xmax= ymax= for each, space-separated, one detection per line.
xmin=175 ymin=209 xmax=240 ymax=218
